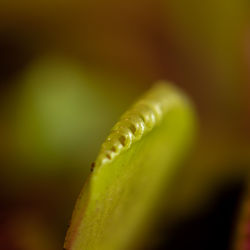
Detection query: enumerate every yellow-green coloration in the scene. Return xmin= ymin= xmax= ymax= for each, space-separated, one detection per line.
xmin=64 ymin=82 xmax=196 ymax=250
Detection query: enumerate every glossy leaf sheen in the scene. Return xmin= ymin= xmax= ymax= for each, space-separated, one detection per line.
xmin=65 ymin=82 xmax=196 ymax=250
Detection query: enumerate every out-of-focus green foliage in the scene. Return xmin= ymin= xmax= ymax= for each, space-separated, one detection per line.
xmin=13 ymin=57 xmax=112 ymax=168
xmin=65 ymin=83 xmax=196 ymax=250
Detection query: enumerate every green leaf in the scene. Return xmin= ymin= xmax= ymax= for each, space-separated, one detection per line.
xmin=64 ymin=82 xmax=196 ymax=250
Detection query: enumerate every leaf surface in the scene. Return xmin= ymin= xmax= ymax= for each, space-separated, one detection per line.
xmin=65 ymin=82 xmax=196 ymax=250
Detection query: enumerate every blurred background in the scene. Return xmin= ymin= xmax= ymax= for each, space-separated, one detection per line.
xmin=0 ymin=1 xmax=250 ymax=249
